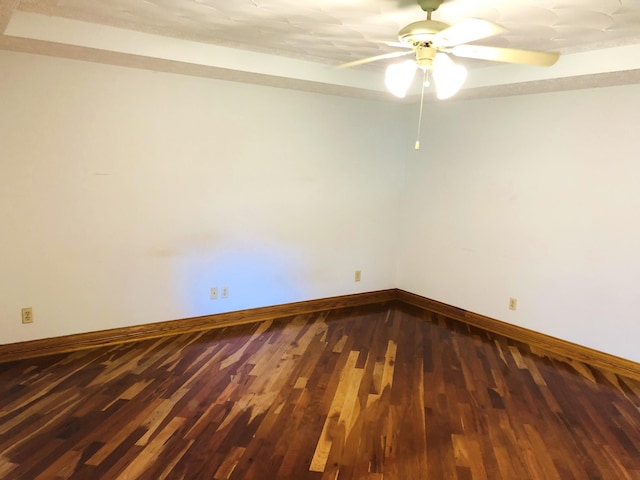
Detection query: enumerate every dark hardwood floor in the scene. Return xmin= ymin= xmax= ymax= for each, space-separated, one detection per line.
xmin=0 ymin=303 xmax=639 ymax=479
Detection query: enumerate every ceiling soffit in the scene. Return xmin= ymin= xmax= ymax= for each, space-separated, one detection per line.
xmin=2 ymin=0 xmax=640 ymax=101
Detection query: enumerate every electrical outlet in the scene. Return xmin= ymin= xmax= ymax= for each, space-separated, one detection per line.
xmin=22 ymin=307 xmax=33 ymax=324
xmin=221 ymin=286 xmax=229 ymax=298
xmin=354 ymin=270 xmax=362 ymax=282
xmin=210 ymin=287 xmax=218 ymax=300
xmin=509 ymin=297 xmax=518 ymax=311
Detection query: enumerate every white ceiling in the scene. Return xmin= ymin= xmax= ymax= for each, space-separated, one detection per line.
xmin=1 ymin=0 xmax=640 ymax=101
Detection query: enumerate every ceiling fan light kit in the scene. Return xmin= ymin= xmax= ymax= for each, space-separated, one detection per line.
xmin=384 ymin=51 xmax=467 ymax=99
xmin=385 ymin=60 xmax=418 ymax=98
xmin=342 ymin=0 xmax=560 ymax=101
xmin=432 ymin=53 xmax=467 ymax=100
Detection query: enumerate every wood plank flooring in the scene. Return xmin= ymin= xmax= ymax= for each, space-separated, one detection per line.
xmin=1 ymin=303 xmax=639 ymax=479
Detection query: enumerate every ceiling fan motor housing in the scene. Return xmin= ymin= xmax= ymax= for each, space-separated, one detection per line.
xmin=398 ymin=20 xmax=450 ymax=44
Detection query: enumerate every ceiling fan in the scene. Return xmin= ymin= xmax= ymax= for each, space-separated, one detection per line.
xmin=340 ymin=0 xmax=560 ymax=100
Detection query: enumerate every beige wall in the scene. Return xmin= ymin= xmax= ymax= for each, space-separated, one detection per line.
xmin=0 ymin=50 xmax=407 ymax=344
xmin=3 ymin=48 xmax=640 ymax=364
xmin=397 ymin=84 xmax=640 ymax=362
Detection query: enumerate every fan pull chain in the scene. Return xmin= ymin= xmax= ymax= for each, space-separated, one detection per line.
xmin=414 ymin=68 xmax=428 ymax=150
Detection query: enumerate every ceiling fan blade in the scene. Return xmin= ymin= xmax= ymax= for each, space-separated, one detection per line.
xmin=433 ymin=18 xmax=505 ymax=47
xmin=376 ymin=40 xmax=413 ymax=49
xmin=337 ymin=50 xmax=413 ymax=69
xmin=451 ymin=44 xmax=560 ymax=66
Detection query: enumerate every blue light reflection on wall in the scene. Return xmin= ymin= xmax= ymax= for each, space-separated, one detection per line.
xmin=173 ymin=240 xmax=308 ymax=317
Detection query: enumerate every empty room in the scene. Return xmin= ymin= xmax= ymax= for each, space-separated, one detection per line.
xmin=1 ymin=0 xmax=639 ymax=478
